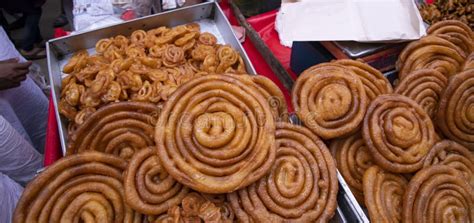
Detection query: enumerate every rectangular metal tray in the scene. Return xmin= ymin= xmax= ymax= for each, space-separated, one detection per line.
xmin=47 ymin=1 xmax=256 ymax=154
xmin=47 ymin=2 xmax=368 ymax=222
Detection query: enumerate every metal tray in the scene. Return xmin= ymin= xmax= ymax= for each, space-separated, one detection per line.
xmin=47 ymin=2 xmax=368 ymax=222
xmin=47 ymin=1 xmax=256 ymax=154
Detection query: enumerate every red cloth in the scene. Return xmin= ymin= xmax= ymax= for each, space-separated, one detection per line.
xmin=44 ymin=2 xmax=294 ymax=164
xmin=44 ymin=94 xmax=61 ymax=166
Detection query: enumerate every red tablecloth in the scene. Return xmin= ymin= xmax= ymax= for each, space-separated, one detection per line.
xmin=43 ymin=1 xmax=294 ymax=165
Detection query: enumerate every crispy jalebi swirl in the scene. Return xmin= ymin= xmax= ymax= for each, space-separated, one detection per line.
xmin=124 ymin=148 xmax=189 ymax=215
xmin=402 ymin=165 xmax=474 ymax=223
xmin=184 ymin=23 xmax=200 ymax=32
xmin=163 ymin=45 xmax=185 ymax=68
xmin=155 ymin=74 xmax=276 ymax=193
xmin=464 ymin=52 xmax=474 ymax=71
xmin=153 ymin=192 xmax=235 ymax=223
xmin=95 ymin=38 xmax=113 ymax=54
xmin=62 ymin=79 xmax=84 ymax=107
xmin=198 ymin=32 xmax=218 ymax=46
xmin=334 ymin=59 xmax=393 ymax=101
xmin=427 ymin=20 xmax=474 ymax=55
xmin=363 ymin=94 xmax=437 ymax=173
xmin=74 ymin=107 xmax=96 ymax=126
xmin=63 ymin=51 xmax=88 ymax=74
xmin=363 ymin=166 xmax=408 ymax=223
xmin=102 ymin=81 xmax=122 ymax=103
xmin=394 ymin=69 xmax=448 ymax=119
xmin=149 ymin=44 xmax=168 ymax=58
xmin=423 ymin=140 xmax=474 ymax=187
xmin=58 ymin=98 xmax=78 ymax=121
xmin=330 ymin=132 xmax=373 ymax=204
xmin=237 ymin=74 xmax=288 ymax=122
xmin=117 ymin=71 xmax=143 ymax=92
xmin=436 ymin=69 xmax=474 ymax=149
xmin=228 ymin=122 xmax=338 ymax=222
xmin=191 ymin=44 xmax=216 ymax=61
xmin=131 ymin=30 xmax=148 ymax=45
xmin=216 ymin=45 xmax=239 ymax=73
xmin=67 ymin=102 xmax=160 ymax=160
xmin=292 ymin=63 xmax=368 ymax=139
xmin=13 ymin=152 xmax=143 ymax=223
xmin=175 ymin=32 xmax=198 ymax=46
xmin=397 ymin=35 xmax=466 ymax=79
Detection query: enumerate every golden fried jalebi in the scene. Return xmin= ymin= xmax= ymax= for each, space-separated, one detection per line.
xmin=153 ymin=192 xmax=234 ymax=223
xmin=228 ymin=122 xmax=338 ymax=222
xmin=131 ymin=30 xmax=148 ymax=45
xmin=67 ymin=102 xmax=160 ymax=160
xmin=397 ymin=35 xmax=466 ymax=79
xmin=394 ymin=69 xmax=448 ymax=119
xmin=363 ymin=94 xmax=437 ymax=173
xmin=191 ymin=44 xmax=216 ymax=61
xmin=63 ymin=51 xmax=88 ymax=74
xmin=13 ymin=152 xmax=143 ymax=223
xmin=330 ymin=132 xmax=374 ymax=204
xmin=124 ymin=148 xmax=189 ymax=215
xmin=237 ymin=74 xmax=288 ymax=122
xmin=436 ymin=69 xmax=474 ymax=149
xmin=216 ymin=45 xmax=239 ymax=73
xmin=74 ymin=107 xmax=96 ymax=126
xmin=155 ymin=74 xmax=276 ymax=194
xmin=363 ymin=166 xmax=408 ymax=223
xmin=58 ymin=98 xmax=77 ymax=121
xmin=198 ymin=32 xmax=218 ymax=46
xmin=95 ymin=38 xmax=113 ymax=53
xmin=334 ymin=59 xmax=393 ymax=101
xmin=61 ymin=79 xmax=84 ymax=107
xmin=423 ymin=140 xmax=474 ymax=187
xmin=426 ymin=20 xmax=474 ymax=55
xmin=292 ymin=63 xmax=368 ymax=139
xmin=402 ymin=165 xmax=474 ymax=223
xmin=464 ymin=52 xmax=474 ymax=71
xmin=162 ymin=45 xmax=185 ymax=68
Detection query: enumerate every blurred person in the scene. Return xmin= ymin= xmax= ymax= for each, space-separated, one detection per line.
xmin=53 ymin=0 xmax=70 ymax=28
xmin=0 ymin=0 xmax=47 ymax=60
xmin=0 ymin=26 xmax=47 ymax=222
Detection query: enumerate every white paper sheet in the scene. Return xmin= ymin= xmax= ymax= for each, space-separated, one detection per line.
xmin=275 ymin=0 xmax=426 ymax=47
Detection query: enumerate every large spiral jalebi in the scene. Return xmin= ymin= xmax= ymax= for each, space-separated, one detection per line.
xmin=363 ymin=94 xmax=437 ymax=173
xmin=13 ymin=152 xmax=142 ymax=223
xmin=67 ymin=102 xmax=160 ymax=160
xmin=155 ymin=74 xmax=276 ymax=194
xmin=228 ymin=122 xmax=338 ymax=222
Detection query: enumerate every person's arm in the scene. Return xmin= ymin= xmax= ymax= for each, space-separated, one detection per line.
xmin=0 ymin=58 xmax=32 ymax=90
